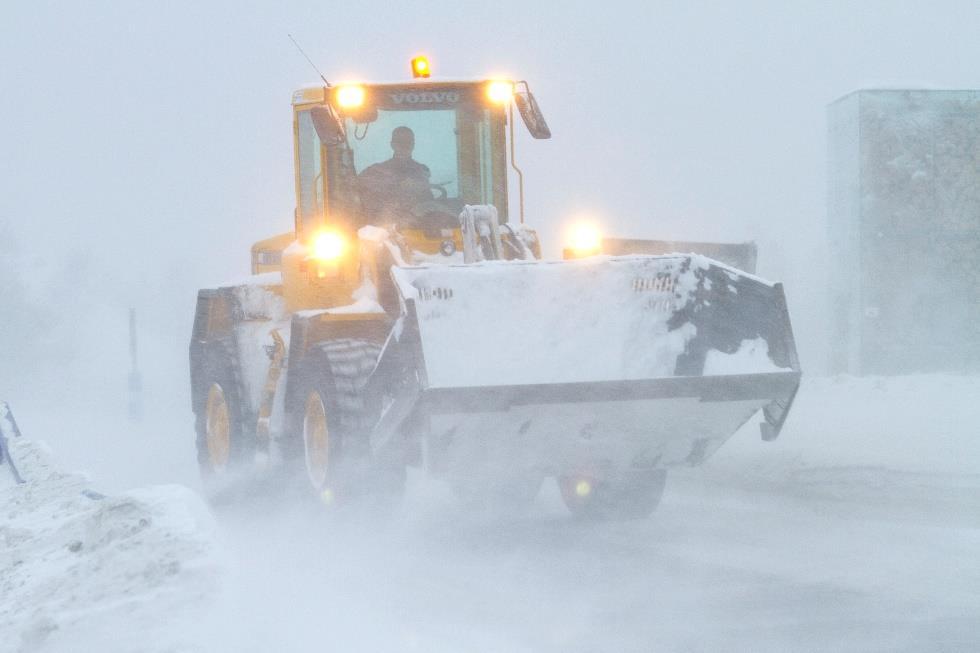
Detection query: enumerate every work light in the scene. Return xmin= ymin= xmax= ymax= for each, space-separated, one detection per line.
xmin=335 ymin=85 xmax=365 ymax=109
xmin=487 ymin=80 xmax=514 ymax=104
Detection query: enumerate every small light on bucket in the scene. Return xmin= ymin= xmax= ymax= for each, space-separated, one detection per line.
xmin=568 ymin=222 xmax=602 ymax=256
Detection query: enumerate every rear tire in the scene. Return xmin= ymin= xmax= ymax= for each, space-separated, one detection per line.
xmin=301 ymin=387 xmax=336 ymax=495
xmin=559 ymin=469 xmax=667 ymax=520
xmin=193 ymin=339 xmax=251 ymax=477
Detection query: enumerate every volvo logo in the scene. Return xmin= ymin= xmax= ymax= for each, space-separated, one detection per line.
xmin=390 ymin=91 xmax=460 ymax=105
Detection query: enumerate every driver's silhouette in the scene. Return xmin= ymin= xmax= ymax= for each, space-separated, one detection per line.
xmin=357 ymin=126 xmax=432 ymax=220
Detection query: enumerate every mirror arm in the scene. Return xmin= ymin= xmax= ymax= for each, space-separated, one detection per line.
xmin=329 ymin=104 xmax=350 ymax=147
xmin=310 ymin=103 xmax=349 ymax=147
xmin=508 ymin=103 xmax=526 ymax=224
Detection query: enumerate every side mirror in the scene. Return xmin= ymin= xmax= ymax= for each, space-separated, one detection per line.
xmin=514 ymin=86 xmax=551 ymax=139
xmin=310 ymin=105 xmax=346 ymax=145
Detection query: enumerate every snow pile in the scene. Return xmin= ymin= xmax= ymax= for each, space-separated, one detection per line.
xmin=704 ymin=337 xmax=784 ymax=375
xmin=1 ymin=438 xmax=220 ymax=653
xmin=325 ymin=276 xmax=386 ymax=315
xmin=216 ymin=271 xmax=282 ymax=293
xmin=231 ymin=274 xmax=286 ymax=320
xmin=393 ymin=255 xmax=706 ymax=388
xmin=358 ymin=224 xmax=408 ymax=266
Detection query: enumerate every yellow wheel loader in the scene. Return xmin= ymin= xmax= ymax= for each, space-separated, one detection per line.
xmin=189 ymin=58 xmax=801 ymax=518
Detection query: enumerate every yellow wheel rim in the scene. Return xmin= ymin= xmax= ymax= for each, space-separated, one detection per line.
xmin=205 ymin=383 xmax=231 ymax=470
xmin=303 ymin=391 xmax=330 ymax=490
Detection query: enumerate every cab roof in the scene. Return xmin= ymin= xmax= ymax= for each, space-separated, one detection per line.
xmin=291 ymin=79 xmax=510 ymax=106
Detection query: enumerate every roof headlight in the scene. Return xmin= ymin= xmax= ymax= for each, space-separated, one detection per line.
xmin=335 ymin=85 xmax=366 ymax=109
xmin=487 ymin=80 xmax=515 ymax=104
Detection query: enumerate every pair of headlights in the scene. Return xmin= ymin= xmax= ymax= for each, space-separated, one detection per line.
xmin=334 ymin=80 xmax=515 ymax=111
xmin=309 ymin=222 xmax=602 ymax=263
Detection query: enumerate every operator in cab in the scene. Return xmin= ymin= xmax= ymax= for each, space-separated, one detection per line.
xmin=357 ymin=126 xmax=433 ymax=222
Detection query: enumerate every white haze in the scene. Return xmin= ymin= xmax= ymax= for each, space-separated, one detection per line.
xmin=2 ymin=1 xmax=979 ymax=651
xmin=4 ymin=1 xmax=980 ymax=397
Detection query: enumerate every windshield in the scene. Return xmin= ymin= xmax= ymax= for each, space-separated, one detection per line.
xmin=318 ymin=86 xmax=507 ymax=231
xmin=348 ymin=110 xmax=462 ymax=198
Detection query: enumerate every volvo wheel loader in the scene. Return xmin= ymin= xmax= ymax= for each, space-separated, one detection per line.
xmin=189 ymin=57 xmax=801 ymax=519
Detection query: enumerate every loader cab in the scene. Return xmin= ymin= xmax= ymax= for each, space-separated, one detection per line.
xmin=292 ymin=81 xmax=513 ymax=253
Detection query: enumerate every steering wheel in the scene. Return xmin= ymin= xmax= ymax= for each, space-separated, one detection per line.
xmin=429 ymin=182 xmax=448 ymax=200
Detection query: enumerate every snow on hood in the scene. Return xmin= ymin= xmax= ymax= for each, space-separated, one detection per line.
xmin=233 ymin=278 xmax=287 ymax=321
xmin=0 ymin=438 xmax=221 ymax=653
xmin=217 ymin=271 xmax=283 ymax=290
xmin=357 ymin=224 xmax=391 ymax=244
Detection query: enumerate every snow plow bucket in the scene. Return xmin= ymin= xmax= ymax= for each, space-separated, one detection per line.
xmin=389 ymin=255 xmax=800 ymax=475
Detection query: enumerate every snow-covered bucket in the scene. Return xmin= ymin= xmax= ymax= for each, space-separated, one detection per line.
xmin=390 ymin=255 xmax=801 ymax=477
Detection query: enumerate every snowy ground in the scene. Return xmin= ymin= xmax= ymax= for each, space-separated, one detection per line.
xmin=3 ymin=374 xmax=978 ymax=652
xmin=0 ymin=440 xmax=219 ymax=653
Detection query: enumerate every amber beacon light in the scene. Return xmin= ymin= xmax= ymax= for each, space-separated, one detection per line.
xmin=411 ymin=56 xmax=431 ymax=78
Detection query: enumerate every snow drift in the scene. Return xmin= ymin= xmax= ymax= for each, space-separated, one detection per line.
xmin=0 ymin=437 xmax=220 ymax=653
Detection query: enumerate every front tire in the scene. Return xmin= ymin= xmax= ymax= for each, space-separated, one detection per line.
xmin=289 ymin=339 xmax=405 ymax=506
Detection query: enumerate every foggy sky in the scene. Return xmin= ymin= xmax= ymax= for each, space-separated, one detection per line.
xmin=3 ymin=0 xmax=980 ymax=407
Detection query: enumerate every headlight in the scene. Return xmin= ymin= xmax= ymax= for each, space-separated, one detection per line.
xmin=568 ymin=222 xmax=602 ymax=256
xmin=486 ymin=80 xmax=514 ymax=104
xmin=311 ymin=230 xmax=347 ymax=261
xmin=335 ymin=84 xmax=366 ymax=109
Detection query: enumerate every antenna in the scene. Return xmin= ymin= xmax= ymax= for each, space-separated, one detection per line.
xmin=288 ymin=34 xmax=330 ymax=87
xmin=128 ymin=308 xmax=142 ymax=422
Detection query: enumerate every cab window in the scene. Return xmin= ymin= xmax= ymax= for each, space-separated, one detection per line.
xmin=349 ymin=109 xmax=460 ymax=198
xmin=296 ymin=110 xmax=324 ymax=230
